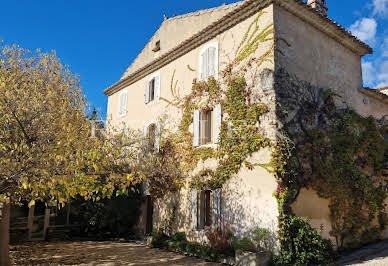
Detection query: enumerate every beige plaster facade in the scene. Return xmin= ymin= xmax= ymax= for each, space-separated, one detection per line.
xmin=105 ymin=0 xmax=387 ymax=246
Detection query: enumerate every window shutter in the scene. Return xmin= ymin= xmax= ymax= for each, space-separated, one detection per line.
xmin=212 ymin=188 xmax=221 ymax=228
xmin=193 ymin=110 xmax=200 ymax=147
xmin=119 ymin=93 xmax=123 ymax=115
xmin=155 ymin=122 xmax=161 ymax=151
xmin=208 ymin=47 xmax=216 ymax=77
xmin=155 ymin=75 xmax=161 ymax=101
xmin=142 ymin=125 xmax=148 ymax=148
xmin=191 ymin=190 xmax=198 ymax=230
xmin=201 ymin=50 xmax=208 ymax=80
xmin=213 ymin=104 xmax=222 ymax=144
xmin=145 ymin=81 xmax=150 ymax=104
xmin=123 ymin=92 xmax=127 ymax=115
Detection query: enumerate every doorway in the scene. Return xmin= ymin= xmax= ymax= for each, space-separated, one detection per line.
xmin=145 ymin=196 xmax=153 ymax=235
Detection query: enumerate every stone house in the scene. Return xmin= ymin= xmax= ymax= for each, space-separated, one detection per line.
xmin=104 ymin=0 xmax=388 ymax=246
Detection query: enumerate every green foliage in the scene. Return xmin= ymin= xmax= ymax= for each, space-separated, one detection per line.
xmin=274 ymin=215 xmax=335 ymax=265
xmin=74 ymin=192 xmax=142 ymax=239
xmin=151 ymin=229 xmax=170 ymax=249
xmin=252 ymin=227 xmax=272 ymax=251
xmin=234 ymin=237 xmax=256 ymax=252
xmin=151 ymin=230 xmax=221 ymax=262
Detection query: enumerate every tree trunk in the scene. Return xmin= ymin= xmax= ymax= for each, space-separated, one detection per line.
xmin=0 ymin=204 xmax=10 ymax=266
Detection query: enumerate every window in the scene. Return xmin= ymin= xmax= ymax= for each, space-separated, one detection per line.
xmin=202 ymin=190 xmax=212 ymax=228
xmin=191 ymin=189 xmax=221 ymax=230
xmin=200 ymin=43 xmax=218 ymax=81
xmin=145 ymin=73 xmax=160 ymax=104
xmin=143 ymin=122 xmax=161 ymax=152
xmin=193 ymin=104 xmax=222 ymax=147
xmin=149 ymin=78 xmax=155 ymax=102
xmin=199 ymin=110 xmax=212 ymax=145
xmin=118 ymin=91 xmax=127 ymax=117
xmin=147 ymin=123 xmax=156 ymax=151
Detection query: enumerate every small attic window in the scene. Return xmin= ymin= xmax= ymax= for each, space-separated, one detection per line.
xmin=152 ymin=41 xmax=161 ymax=52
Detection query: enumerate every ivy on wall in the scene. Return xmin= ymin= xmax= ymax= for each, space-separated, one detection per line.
xmin=151 ymin=9 xmax=388 ymax=264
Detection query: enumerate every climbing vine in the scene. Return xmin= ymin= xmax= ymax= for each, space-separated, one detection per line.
xmin=152 ymin=8 xmax=388 ymax=264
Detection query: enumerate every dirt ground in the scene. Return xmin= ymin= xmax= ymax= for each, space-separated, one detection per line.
xmin=10 ymin=241 xmax=220 ymax=266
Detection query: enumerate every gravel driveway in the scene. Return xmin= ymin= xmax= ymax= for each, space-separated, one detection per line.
xmin=10 ymin=241 xmax=220 ymax=266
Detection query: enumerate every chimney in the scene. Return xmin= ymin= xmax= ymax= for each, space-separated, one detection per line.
xmin=307 ymin=0 xmax=328 ymax=16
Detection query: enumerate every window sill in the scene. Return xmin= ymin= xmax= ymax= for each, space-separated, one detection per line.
xmin=145 ymin=99 xmax=160 ymax=107
xmin=195 ymin=143 xmax=217 ymax=149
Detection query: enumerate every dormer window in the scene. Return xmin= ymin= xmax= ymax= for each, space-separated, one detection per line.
xmin=199 ymin=43 xmax=218 ymax=81
xmin=152 ymin=40 xmax=161 ymax=52
xmin=145 ymin=73 xmax=161 ymax=104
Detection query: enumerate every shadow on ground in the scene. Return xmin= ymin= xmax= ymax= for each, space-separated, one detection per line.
xmin=11 ymin=241 xmax=220 ymax=266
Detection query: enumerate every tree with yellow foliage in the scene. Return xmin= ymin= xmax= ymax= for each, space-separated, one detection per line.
xmin=0 ymin=43 xmax=143 ymax=265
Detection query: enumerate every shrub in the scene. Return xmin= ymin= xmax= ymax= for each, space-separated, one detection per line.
xmin=234 ymin=237 xmax=257 ymax=252
xmin=170 ymin=232 xmax=188 ymax=250
xmin=274 ymin=215 xmax=335 ymax=265
xmin=205 ymin=224 xmax=234 ymax=255
xmin=151 ymin=229 xmax=169 ymax=248
xmin=252 ymin=227 xmax=272 ymax=251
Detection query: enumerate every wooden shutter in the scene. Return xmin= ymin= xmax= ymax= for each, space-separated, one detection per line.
xmin=145 ymin=80 xmax=150 ymax=104
xmin=213 ymin=104 xmax=222 ymax=144
xmin=155 ymin=122 xmax=161 ymax=151
xmin=155 ymin=75 xmax=161 ymax=101
xmin=212 ymin=188 xmax=221 ymax=228
xmin=193 ymin=110 xmax=200 ymax=147
xmin=208 ymin=47 xmax=216 ymax=77
xmin=119 ymin=92 xmax=127 ymax=116
xmin=191 ymin=190 xmax=198 ymax=230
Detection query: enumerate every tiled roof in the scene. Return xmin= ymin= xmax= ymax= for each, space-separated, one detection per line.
xmin=105 ymin=0 xmax=373 ymax=96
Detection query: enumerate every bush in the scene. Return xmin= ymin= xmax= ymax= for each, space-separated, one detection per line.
xmin=252 ymin=227 xmax=272 ymax=251
xmin=234 ymin=237 xmax=257 ymax=252
xmin=151 ymin=229 xmax=169 ymax=248
xmin=205 ymin=224 xmax=234 ymax=256
xmin=170 ymin=232 xmax=188 ymax=250
xmin=73 ymin=191 xmax=142 ymax=239
xmin=274 ymin=215 xmax=335 ymax=265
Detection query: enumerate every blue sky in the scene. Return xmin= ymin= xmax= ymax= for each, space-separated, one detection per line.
xmin=1 ymin=0 xmax=387 ymax=117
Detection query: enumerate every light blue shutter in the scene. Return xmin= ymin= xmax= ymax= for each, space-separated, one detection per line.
xmin=208 ymin=47 xmax=216 ymax=77
xmin=122 ymin=92 xmax=127 ymax=115
xmin=142 ymin=125 xmax=148 ymax=148
xmin=212 ymin=189 xmax=221 ymax=228
xmin=155 ymin=122 xmax=161 ymax=151
xmin=213 ymin=104 xmax=222 ymax=144
xmin=155 ymin=75 xmax=161 ymax=101
xmin=201 ymin=50 xmax=208 ymax=80
xmin=145 ymin=81 xmax=150 ymax=104
xmin=191 ymin=190 xmax=198 ymax=230
xmin=193 ymin=110 xmax=200 ymax=147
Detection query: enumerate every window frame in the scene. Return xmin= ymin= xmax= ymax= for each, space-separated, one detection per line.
xmin=198 ymin=42 xmax=219 ymax=81
xmin=199 ymin=109 xmax=213 ymax=145
xmin=146 ymin=72 xmax=161 ymax=105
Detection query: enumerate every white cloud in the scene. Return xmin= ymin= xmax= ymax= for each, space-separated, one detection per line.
xmin=372 ymin=0 xmax=388 ymax=16
xmin=362 ymin=61 xmax=376 ymax=87
xmin=377 ymin=60 xmax=388 ymax=85
xmin=349 ymin=18 xmax=377 ymax=43
xmin=382 ymin=38 xmax=388 ymax=57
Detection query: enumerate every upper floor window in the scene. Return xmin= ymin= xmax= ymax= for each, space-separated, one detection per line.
xmin=118 ymin=90 xmax=128 ymax=117
xmin=193 ymin=104 xmax=222 ymax=147
xmin=199 ymin=43 xmax=218 ymax=81
xmin=145 ymin=73 xmax=161 ymax=104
